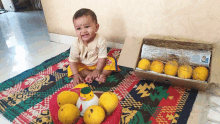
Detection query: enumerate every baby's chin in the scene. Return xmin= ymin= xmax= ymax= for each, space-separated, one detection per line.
xmin=82 ymin=38 xmax=91 ymax=43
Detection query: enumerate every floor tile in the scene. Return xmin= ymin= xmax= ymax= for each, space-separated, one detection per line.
xmin=26 ymin=43 xmax=70 ymax=64
xmin=0 ymin=41 xmax=8 ymax=50
xmin=207 ymin=109 xmax=220 ymax=122
xmin=207 ymin=121 xmax=219 ymax=124
xmin=0 ymin=55 xmax=17 ymax=70
xmin=0 ymin=114 xmax=11 ymax=124
xmin=187 ymin=104 xmax=202 ymax=124
xmin=210 ymin=96 xmax=220 ymax=106
xmin=0 ymin=49 xmax=12 ymax=59
xmin=187 ymin=90 xmax=211 ymax=124
xmin=0 ymin=11 xmax=50 ymax=47
xmin=216 ymin=107 xmax=220 ymax=113
xmin=208 ymin=84 xmax=220 ymax=97
xmin=0 ymin=10 xmax=54 ymax=124
xmin=9 ymin=40 xmax=56 ymax=56
xmin=0 ymin=60 xmax=38 ymax=83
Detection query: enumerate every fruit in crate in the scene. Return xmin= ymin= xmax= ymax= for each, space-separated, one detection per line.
xmin=58 ymin=103 xmax=80 ymax=124
xmin=164 ymin=60 xmax=178 ymax=76
xmin=83 ymin=105 xmax=105 ymax=124
xmin=99 ymin=92 xmax=119 ymax=115
xmin=193 ymin=66 xmax=209 ymax=81
xmin=178 ymin=65 xmax=193 ymax=79
xmin=76 ymin=87 xmax=99 ymax=116
xmin=150 ymin=60 xmax=164 ymax=73
xmin=57 ymin=91 xmax=79 ymax=107
xmin=138 ymin=59 xmax=151 ymax=70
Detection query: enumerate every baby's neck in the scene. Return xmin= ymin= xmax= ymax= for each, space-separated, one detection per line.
xmin=83 ymin=41 xmax=89 ymax=46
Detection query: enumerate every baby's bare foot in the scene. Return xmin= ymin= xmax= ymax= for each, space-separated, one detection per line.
xmin=95 ymin=74 xmax=106 ymax=83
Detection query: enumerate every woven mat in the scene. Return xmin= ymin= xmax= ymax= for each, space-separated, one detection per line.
xmin=0 ymin=48 xmax=198 ymax=124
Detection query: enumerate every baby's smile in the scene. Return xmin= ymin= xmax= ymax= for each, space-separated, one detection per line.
xmin=82 ymin=34 xmax=90 ymax=38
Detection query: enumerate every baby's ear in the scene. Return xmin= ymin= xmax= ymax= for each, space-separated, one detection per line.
xmin=95 ymin=24 xmax=99 ymax=32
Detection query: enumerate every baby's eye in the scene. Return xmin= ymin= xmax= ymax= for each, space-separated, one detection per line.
xmin=76 ymin=28 xmax=81 ymax=30
xmin=85 ymin=26 xmax=90 ymax=28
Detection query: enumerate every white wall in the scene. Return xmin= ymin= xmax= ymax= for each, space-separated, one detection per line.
xmin=41 ymin=0 xmax=220 ymax=44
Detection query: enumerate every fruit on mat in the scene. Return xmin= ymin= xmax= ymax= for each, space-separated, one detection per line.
xmin=178 ymin=65 xmax=193 ymax=79
xmin=57 ymin=91 xmax=79 ymax=107
xmin=74 ymin=83 xmax=89 ymax=89
xmin=58 ymin=104 xmax=80 ymax=124
xmin=99 ymin=92 xmax=118 ymax=115
xmin=150 ymin=60 xmax=164 ymax=73
xmin=83 ymin=105 xmax=105 ymax=124
xmin=164 ymin=60 xmax=178 ymax=76
xmin=193 ymin=66 xmax=209 ymax=81
xmin=138 ymin=59 xmax=151 ymax=70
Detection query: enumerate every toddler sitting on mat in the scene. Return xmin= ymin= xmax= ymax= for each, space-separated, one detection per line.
xmin=67 ymin=8 xmax=119 ymax=84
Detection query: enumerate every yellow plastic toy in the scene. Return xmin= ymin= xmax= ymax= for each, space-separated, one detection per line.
xmin=178 ymin=65 xmax=193 ymax=79
xmin=164 ymin=60 xmax=178 ymax=76
xmin=99 ymin=92 xmax=119 ymax=115
xmin=193 ymin=66 xmax=209 ymax=81
xmin=76 ymin=87 xmax=99 ymax=116
xmin=58 ymin=104 xmax=80 ymax=124
xmin=57 ymin=91 xmax=79 ymax=107
xmin=83 ymin=105 xmax=105 ymax=124
xmin=150 ymin=60 xmax=164 ymax=73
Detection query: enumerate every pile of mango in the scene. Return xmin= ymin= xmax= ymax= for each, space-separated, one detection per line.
xmin=138 ymin=59 xmax=209 ymax=81
xmin=56 ymin=83 xmax=119 ymax=124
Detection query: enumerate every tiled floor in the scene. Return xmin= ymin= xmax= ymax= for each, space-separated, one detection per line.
xmin=0 ymin=10 xmax=220 ymax=124
xmin=187 ymin=84 xmax=220 ymax=124
xmin=0 ymin=10 xmax=70 ymax=123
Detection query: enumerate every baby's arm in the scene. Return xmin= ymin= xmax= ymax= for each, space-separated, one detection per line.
xmin=90 ymin=58 xmax=107 ymax=79
xmin=87 ymin=35 xmax=107 ymax=81
xmin=69 ymin=62 xmax=84 ymax=84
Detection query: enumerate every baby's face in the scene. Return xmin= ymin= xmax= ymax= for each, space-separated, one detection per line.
xmin=73 ymin=15 xmax=99 ymax=43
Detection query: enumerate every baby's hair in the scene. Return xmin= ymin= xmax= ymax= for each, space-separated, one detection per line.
xmin=73 ymin=8 xmax=98 ymax=24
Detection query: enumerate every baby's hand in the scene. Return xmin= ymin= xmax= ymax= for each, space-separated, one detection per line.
xmin=90 ymin=69 xmax=102 ymax=80
xmin=73 ymin=73 xmax=84 ymax=84
xmin=85 ymin=75 xmax=93 ymax=83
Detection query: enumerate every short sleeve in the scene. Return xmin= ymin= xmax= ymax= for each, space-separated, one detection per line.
xmin=69 ymin=40 xmax=80 ymax=62
xmin=98 ymin=36 xmax=107 ymax=58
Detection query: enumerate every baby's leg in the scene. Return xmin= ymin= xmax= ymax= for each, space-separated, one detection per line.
xmin=95 ymin=70 xmax=112 ymax=83
xmin=79 ymin=69 xmax=91 ymax=78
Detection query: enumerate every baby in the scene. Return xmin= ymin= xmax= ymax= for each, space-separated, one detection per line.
xmin=67 ymin=8 xmax=119 ymax=84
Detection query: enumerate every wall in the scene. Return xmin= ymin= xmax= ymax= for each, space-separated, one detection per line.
xmin=41 ymin=0 xmax=220 ymax=43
